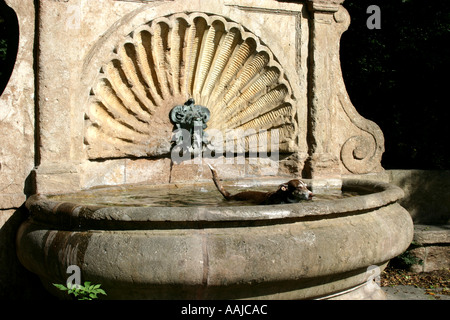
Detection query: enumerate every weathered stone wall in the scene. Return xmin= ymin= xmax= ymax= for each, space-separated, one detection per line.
xmin=32 ymin=0 xmax=311 ymax=194
xmin=388 ymin=170 xmax=450 ymax=225
xmin=0 ymin=0 xmax=35 ymax=209
xmin=1 ymin=0 xmax=448 ymax=298
xmin=0 ymin=0 xmax=46 ymax=299
xmin=24 ymin=0 xmax=385 ymax=195
xmin=408 ymin=225 xmax=449 ymax=273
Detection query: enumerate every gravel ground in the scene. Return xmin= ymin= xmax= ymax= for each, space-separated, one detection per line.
xmin=381 ymin=266 xmax=450 ymax=300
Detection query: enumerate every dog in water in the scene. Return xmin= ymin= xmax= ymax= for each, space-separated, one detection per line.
xmin=208 ymin=164 xmax=313 ymax=205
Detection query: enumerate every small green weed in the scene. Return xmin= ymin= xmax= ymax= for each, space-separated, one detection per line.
xmin=53 ymin=281 xmax=107 ymax=300
xmin=398 ymin=251 xmax=423 ymax=267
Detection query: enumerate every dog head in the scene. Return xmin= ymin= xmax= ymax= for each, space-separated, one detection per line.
xmin=279 ymin=179 xmax=313 ymax=202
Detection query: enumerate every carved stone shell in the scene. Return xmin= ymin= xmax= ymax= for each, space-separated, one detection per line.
xmin=85 ymin=13 xmax=297 ymax=160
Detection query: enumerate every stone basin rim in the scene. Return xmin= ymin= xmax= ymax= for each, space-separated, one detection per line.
xmin=25 ymin=179 xmax=405 ymax=228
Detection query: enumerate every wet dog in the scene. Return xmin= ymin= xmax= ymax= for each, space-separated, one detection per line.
xmin=208 ymin=164 xmax=313 ymax=205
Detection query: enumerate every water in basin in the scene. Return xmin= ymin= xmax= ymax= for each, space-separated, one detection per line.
xmin=47 ymin=182 xmax=359 ymax=208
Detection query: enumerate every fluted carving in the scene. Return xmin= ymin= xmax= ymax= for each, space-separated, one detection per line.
xmin=84 ymin=13 xmax=296 ymax=159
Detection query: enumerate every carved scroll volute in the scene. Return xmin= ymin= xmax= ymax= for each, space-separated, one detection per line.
xmin=334 ymin=6 xmax=385 ymax=175
xmin=306 ymin=1 xmax=385 ymax=177
xmin=338 ymin=92 xmax=385 ymax=174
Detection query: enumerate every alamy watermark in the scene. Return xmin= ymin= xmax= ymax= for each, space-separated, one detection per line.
xmin=50 ymin=0 xmax=82 ymax=31
xmin=66 ymin=5 xmax=81 ymax=31
xmin=171 ymin=127 xmax=281 ymax=173
xmin=367 ymin=5 xmax=381 ymax=29
xmin=64 ymin=3 xmax=381 ymax=31
xmin=364 ymin=265 xmax=382 ymax=293
xmin=65 ymin=264 xmax=82 ymax=288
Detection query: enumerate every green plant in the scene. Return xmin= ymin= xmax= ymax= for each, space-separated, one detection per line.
xmin=0 ymin=39 xmax=6 ymax=61
xmin=397 ymin=251 xmax=423 ymax=267
xmin=53 ymin=281 xmax=107 ymax=300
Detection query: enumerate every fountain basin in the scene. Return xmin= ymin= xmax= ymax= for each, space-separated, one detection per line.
xmin=17 ymin=179 xmax=413 ymax=299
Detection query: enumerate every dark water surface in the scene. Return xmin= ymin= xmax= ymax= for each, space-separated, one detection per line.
xmin=48 ymin=183 xmax=359 ymax=208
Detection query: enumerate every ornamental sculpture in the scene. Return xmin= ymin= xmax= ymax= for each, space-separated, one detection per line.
xmin=170 ymin=98 xmax=211 ymax=158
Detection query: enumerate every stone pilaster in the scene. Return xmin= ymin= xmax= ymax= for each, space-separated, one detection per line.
xmin=305 ymin=0 xmax=384 ymax=184
xmin=305 ymin=0 xmax=344 ymax=180
xmin=0 ymin=0 xmax=36 ymax=208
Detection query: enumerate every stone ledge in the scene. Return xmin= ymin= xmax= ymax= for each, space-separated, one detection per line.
xmin=414 ymin=224 xmax=450 ymax=245
xmin=408 ymin=224 xmax=450 ymax=273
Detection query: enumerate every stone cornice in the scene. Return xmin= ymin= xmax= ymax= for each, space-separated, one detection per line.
xmin=307 ymin=0 xmax=345 ymax=13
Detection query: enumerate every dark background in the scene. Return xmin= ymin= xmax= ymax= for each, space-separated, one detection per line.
xmin=0 ymin=0 xmax=18 ymax=96
xmin=340 ymin=0 xmax=449 ymax=170
xmin=1 ymin=0 xmax=449 ymax=169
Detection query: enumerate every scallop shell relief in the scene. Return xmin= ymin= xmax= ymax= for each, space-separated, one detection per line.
xmin=85 ymin=13 xmax=297 ymax=160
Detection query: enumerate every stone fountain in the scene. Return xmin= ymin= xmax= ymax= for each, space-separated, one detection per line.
xmin=15 ymin=0 xmax=413 ymax=299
